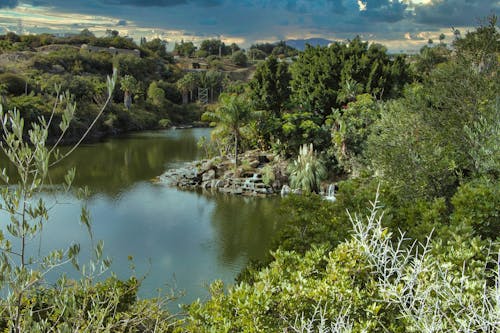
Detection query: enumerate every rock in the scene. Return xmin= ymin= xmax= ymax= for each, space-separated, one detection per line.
xmin=202 ymin=169 xmax=215 ymax=182
xmin=248 ymin=159 xmax=260 ymax=168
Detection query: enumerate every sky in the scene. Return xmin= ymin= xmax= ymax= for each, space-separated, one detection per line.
xmin=0 ymin=0 xmax=498 ymax=52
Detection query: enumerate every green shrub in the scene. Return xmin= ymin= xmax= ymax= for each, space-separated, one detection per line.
xmin=451 ymin=178 xmax=500 ymax=239
xmin=0 ymin=73 xmax=27 ymax=95
xmin=288 ymin=143 xmax=326 ymax=193
xmin=231 ymin=50 xmax=248 ymax=67
xmin=158 ymin=118 xmax=171 ymax=128
xmin=185 ymin=197 xmax=498 ymax=332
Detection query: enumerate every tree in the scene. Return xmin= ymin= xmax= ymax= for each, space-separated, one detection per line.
xmin=231 ymin=50 xmax=247 ymax=67
xmin=199 ymin=39 xmax=229 ymax=56
xmin=105 ymin=29 xmax=119 ymax=38
xmin=414 ymin=44 xmax=450 ymax=76
xmin=249 ymin=56 xmax=291 ymax=115
xmin=176 ymin=72 xmax=198 ymax=104
xmin=330 ymin=94 xmax=379 ymax=173
xmin=0 ymin=71 xmax=116 ymax=332
xmin=290 ymin=39 xmax=410 ymax=120
xmin=439 ymin=33 xmax=446 ymax=44
xmin=142 ymin=38 xmax=168 ymax=58
xmin=368 ymin=40 xmax=498 ymax=200
xmin=200 ymin=70 xmax=224 ymax=102
xmin=147 ymin=81 xmax=166 ymax=108
xmin=229 ymin=42 xmax=240 ymax=54
xmin=120 ymin=74 xmax=138 ymax=110
xmin=247 ymin=48 xmax=266 ymax=60
xmin=453 ymin=14 xmax=499 ymax=73
xmin=79 ymin=28 xmax=95 ymax=38
xmin=203 ymin=93 xmax=254 ymax=167
xmin=174 ymin=40 xmax=196 ymax=57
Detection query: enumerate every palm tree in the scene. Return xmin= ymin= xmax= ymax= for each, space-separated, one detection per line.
xmin=120 ymin=75 xmax=138 ymax=110
xmin=288 ymin=143 xmax=327 ymax=193
xmin=201 ymin=70 xmax=224 ymax=102
xmin=176 ymin=73 xmax=198 ymax=104
xmin=176 ymin=75 xmax=190 ymax=104
xmin=203 ymin=93 xmax=253 ymax=167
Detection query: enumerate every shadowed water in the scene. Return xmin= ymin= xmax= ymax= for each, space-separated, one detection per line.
xmin=0 ymin=128 xmax=284 ymax=308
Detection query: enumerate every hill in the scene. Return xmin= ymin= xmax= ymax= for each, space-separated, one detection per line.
xmin=285 ymin=38 xmax=333 ymax=50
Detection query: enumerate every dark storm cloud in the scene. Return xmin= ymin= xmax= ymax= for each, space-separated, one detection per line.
xmin=4 ymin=0 xmax=496 ymax=52
xmin=415 ymin=0 xmax=499 ymax=26
xmin=0 ymin=0 xmax=19 ymax=8
xmin=361 ymin=0 xmax=408 ymax=23
xmin=102 ymin=0 xmax=222 ymax=7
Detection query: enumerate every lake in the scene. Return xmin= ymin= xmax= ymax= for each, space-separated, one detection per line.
xmin=0 ymin=128 xmax=284 ymax=309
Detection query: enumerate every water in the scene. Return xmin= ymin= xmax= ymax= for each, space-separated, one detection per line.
xmin=0 ymin=128 xmax=284 ymax=308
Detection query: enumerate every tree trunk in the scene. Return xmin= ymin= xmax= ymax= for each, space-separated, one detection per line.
xmin=124 ymin=91 xmax=132 ymax=110
xmin=182 ymin=92 xmax=188 ymax=104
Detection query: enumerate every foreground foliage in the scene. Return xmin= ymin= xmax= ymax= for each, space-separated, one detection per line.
xmin=0 ymin=74 xmax=178 ymax=332
xmin=185 ymin=195 xmax=499 ymax=332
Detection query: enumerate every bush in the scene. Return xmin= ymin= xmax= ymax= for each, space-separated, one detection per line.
xmin=0 ymin=73 xmax=27 ymax=95
xmin=158 ymin=118 xmax=171 ymax=128
xmin=288 ymin=143 xmax=326 ymax=193
xmin=186 ymin=196 xmax=499 ymax=332
xmin=451 ymin=178 xmax=500 ymax=239
xmin=231 ymin=50 xmax=248 ymax=67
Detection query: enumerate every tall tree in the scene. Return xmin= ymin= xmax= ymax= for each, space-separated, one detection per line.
xmin=203 ymin=93 xmax=254 ymax=167
xmin=200 ymin=70 xmax=224 ymax=102
xmin=120 ymin=75 xmax=138 ymax=110
xmin=249 ymin=56 xmax=291 ymax=115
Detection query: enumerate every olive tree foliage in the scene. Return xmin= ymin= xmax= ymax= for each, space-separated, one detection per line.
xmin=350 ymin=193 xmax=499 ymax=332
xmin=0 ymin=70 xmax=177 ymax=332
xmin=0 ymin=70 xmax=111 ymax=331
xmin=0 ymin=69 xmax=116 ymax=330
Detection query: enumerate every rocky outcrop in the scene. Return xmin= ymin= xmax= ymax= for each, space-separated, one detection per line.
xmin=159 ymin=150 xmax=285 ymax=197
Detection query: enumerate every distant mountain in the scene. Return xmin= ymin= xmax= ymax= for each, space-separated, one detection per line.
xmin=284 ymin=38 xmax=333 ymax=51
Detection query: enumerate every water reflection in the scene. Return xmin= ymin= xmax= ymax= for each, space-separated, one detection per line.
xmin=0 ymin=128 xmax=284 ymax=306
xmin=51 ymin=129 xmax=206 ymax=196
xmin=210 ymin=195 xmax=283 ymax=263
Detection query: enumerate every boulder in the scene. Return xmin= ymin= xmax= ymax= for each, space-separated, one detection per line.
xmin=202 ymin=169 xmax=215 ymax=182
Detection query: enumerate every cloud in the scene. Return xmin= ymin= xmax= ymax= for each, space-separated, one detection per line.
xmin=3 ymin=0 xmax=495 ymax=53
xmin=360 ymin=0 xmax=408 ymax=22
xmin=414 ymin=0 xmax=499 ymax=26
xmin=101 ymin=0 xmax=222 ymax=7
xmin=0 ymin=0 xmax=19 ymax=8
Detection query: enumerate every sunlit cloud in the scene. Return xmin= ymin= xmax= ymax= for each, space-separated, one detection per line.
xmin=357 ymin=0 xmax=367 ymax=11
xmin=0 ymin=0 xmax=496 ymax=52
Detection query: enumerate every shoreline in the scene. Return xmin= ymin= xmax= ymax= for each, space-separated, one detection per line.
xmin=158 ymin=150 xmax=288 ymax=197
